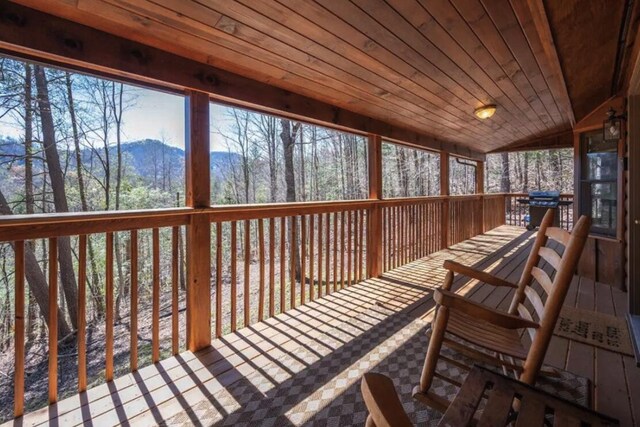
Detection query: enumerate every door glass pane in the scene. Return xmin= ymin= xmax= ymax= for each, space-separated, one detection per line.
xmin=585 ymin=133 xmax=617 ymax=180
xmin=590 ymin=182 xmax=617 ymax=233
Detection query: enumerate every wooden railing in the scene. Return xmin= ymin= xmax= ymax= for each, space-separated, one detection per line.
xmin=0 ymin=195 xmax=508 ymax=417
xmin=207 ymin=201 xmax=370 ymax=337
xmin=381 ymin=197 xmax=444 ymax=272
xmin=0 ymin=208 xmax=192 ymax=415
xmin=505 ymin=193 xmax=574 ymax=230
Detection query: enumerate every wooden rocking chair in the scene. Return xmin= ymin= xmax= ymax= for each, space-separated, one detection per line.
xmin=413 ymin=209 xmax=591 ymax=411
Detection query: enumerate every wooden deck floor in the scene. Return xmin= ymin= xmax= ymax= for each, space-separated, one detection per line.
xmin=10 ymin=226 xmax=640 ymax=426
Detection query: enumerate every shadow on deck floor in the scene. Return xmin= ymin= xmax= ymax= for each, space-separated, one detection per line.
xmin=10 ymin=226 xmax=640 ymax=426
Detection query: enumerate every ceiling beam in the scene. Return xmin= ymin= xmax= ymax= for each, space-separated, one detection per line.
xmin=488 ymin=129 xmax=573 ymax=153
xmin=0 ymin=0 xmax=484 ymax=160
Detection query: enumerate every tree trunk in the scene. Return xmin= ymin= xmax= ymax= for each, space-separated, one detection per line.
xmin=0 ymin=189 xmax=71 ymax=337
xmin=65 ymin=72 xmax=104 ymax=317
xmin=23 ymin=63 xmax=42 ymax=340
xmin=34 ymin=65 xmax=79 ymax=329
xmin=500 ymin=152 xmax=511 ymax=193
xmin=280 ymin=119 xmax=301 ymax=279
xmin=523 ymin=153 xmax=529 ymax=192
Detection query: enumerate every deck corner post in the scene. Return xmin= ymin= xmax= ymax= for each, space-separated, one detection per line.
xmin=185 ymin=90 xmax=212 ymax=351
xmin=367 ymin=134 xmax=383 ymax=278
xmin=440 ymin=152 xmax=450 ymax=249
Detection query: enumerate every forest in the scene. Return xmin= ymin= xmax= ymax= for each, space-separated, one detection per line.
xmin=0 ymin=55 xmax=572 ymax=419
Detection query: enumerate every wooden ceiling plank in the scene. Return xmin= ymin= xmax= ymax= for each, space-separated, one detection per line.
xmin=177 ymin=0 xmax=498 ymax=141
xmin=383 ymin=0 xmax=545 ymax=137
xmin=417 ymin=0 xmax=552 ymax=134
xmin=355 ymin=0 xmax=540 ymax=139
xmin=228 ymin=0 xmax=508 ymax=141
xmin=85 ymin=0 xmax=474 ymax=143
xmin=277 ymin=0 xmax=506 ymax=148
xmin=136 ymin=0 xmax=470 ymax=140
xmin=478 ymin=0 xmax=565 ymax=128
xmin=542 ymin=0 xmax=623 ymax=121
xmin=310 ymin=0 xmax=519 ymax=147
xmin=345 ymin=0 xmax=527 ymax=141
xmin=0 ymin=1 xmax=486 ymax=158
xmin=449 ymin=0 xmax=560 ymax=131
xmin=510 ymin=0 xmax=574 ymax=126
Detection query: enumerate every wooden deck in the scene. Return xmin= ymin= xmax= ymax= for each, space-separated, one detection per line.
xmin=10 ymin=226 xmax=640 ymax=426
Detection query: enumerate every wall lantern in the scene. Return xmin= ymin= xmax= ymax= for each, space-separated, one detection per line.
xmin=474 ymin=104 xmax=496 ymax=119
xmin=603 ymin=107 xmax=625 ymax=141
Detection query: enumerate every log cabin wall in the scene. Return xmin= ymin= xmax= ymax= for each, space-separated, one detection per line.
xmin=573 ymin=97 xmax=627 ymax=289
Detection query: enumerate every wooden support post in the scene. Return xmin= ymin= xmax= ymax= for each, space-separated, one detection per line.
xmin=367 ymin=135 xmax=383 ymax=278
xmin=440 ymin=152 xmax=450 ymax=249
xmin=185 ymin=90 xmax=211 ymax=351
xmin=476 ymin=160 xmax=485 ymax=233
xmin=476 ymin=160 xmax=485 ymax=194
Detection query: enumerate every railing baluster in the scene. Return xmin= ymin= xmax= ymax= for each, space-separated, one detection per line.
xmin=354 ymin=210 xmax=360 ymax=281
xmin=14 ymin=241 xmax=25 ymax=418
xmin=301 ymin=215 xmax=306 ymax=304
xmin=172 ymin=226 xmax=179 ymax=355
xmin=48 ymin=237 xmax=58 ymax=403
xmin=231 ymin=222 xmax=237 ymax=331
xmin=269 ymin=218 xmax=275 ymax=318
xmin=347 ymin=210 xmax=352 ymax=287
xmin=258 ymin=218 xmax=265 ymax=322
xmin=215 ymin=223 xmax=222 ymax=338
xmin=333 ymin=212 xmax=338 ymax=292
xmin=359 ymin=209 xmax=365 ymax=280
xmin=280 ymin=217 xmax=286 ymax=313
xmin=290 ymin=216 xmax=297 ymax=309
xmin=78 ymin=235 xmax=87 ymax=391
xmin=394 ymin=206 xmax=399 ymax=268
xmin=244 ymin=220 xmax=251 ymax=327
xmin=152 ymin=228 xmax=160 ymax=363
xmin=309 ymin=215 xmax=315 ymax=301
xmin=130 ymin=230 xmax=138 ymax=371
xmin=340 ymin=211 xmax=345 ymax=289
xmin=317 ymin=213 xmax=323 ymax=298
xmin=381 ymin=208 xmax=386 ymax=272
xmin=106 ymin=232 xmax=114 ymax=381
xmin=325 ymin=213 xmax=331 ymax=296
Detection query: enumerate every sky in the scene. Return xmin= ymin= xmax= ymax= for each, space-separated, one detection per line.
xmin=0 ymin=80 xmax=233 ymax=152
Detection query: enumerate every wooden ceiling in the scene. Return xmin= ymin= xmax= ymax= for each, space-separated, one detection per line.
xmin=544 ymin=0 xmax=629 ymax=122
xmin=6 ymin=0 xmax=631 ymax=153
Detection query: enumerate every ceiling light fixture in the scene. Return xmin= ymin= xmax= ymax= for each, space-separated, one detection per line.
xmin=474 ymin=104 xmax=496 ymax=119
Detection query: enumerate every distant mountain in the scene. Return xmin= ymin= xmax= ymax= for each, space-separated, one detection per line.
xmin=104 ymin=139 xmax=241 ymax=179
xmin=0 ymin=136 xmax=25 ymax=163
xmin=0 ymin=136 xmax=242 ymax=181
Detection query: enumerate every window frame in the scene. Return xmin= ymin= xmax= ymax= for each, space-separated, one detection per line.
xmin=579 ymin=130 xmax=619 ymax=237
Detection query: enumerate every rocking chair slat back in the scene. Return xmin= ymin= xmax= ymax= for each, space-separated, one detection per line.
xmin=518 ymin=210 xmax=591 ymax=383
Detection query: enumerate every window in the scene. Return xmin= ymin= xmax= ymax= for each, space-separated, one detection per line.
xmin=381 ymin=142 xmax=439 ymax=198
xmin=0 ymin=55 xmax=186 ymax=214
xmin=449 ymin=157 xmax=477 ymax=195
xmin=210 ymin=103 xmax=368 ymax=204
xmin=579 ymin=131 xmax=618 ymax=236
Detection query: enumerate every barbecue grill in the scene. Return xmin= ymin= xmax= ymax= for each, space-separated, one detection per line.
xmin=516 ymin=191 xmax=572 ymax=230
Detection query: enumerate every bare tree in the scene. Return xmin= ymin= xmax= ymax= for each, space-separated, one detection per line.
xmin=34 ymin=65 xmax=78 ymax=329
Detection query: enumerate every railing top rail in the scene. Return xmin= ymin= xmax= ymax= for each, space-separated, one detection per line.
xmin=0 ymin=208 xmax=194 ymax=242
xmin=0 ymin=193 xmax=541 ymax=242
xmin=208 ymin=199 xmax=374 ymax=222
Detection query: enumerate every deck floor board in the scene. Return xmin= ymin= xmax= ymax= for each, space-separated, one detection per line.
xmin=8 ymin=225 xmax=638 ymax=426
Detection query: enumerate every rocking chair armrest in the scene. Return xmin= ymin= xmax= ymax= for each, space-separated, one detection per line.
xmin=434 ymin=289 xmax=540 ymax=330
xmin=443 ymin=260 xmax=517 ymax=289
